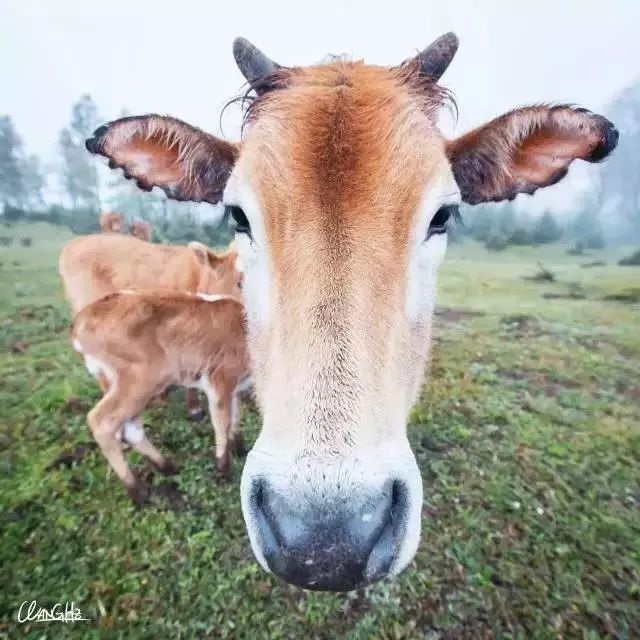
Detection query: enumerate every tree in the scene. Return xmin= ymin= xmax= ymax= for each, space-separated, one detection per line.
xmin=569 ymin=209 xmax=606 ymax=249
xmin=20 ymin=154 xmax=45 ymax=210
xmin=598 ymin=82 xmax=640 ymax=241
xmin=0 ymin=116 xmax=26 ymax=210
xmin=59 ymin=95 xmax=100 ymax=210
xmin=465 ymin=204 xmax=494 ymax=242
xmin=532 ymin=211 xmax=563 ymax=245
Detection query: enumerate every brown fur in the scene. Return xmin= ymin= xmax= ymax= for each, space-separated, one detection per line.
xmin=87 ymin=116 xmax=238 ymax=204
xmin=446 ymin=105 xmax=619 ymax=203
xmin=73 ymin=291 xmax=248 ymax=501
xmin=128 ymin=221 xmax=152 ymax=242
xmin=59 ymin=234 xmax=241 ymax=421
xmin=100 ymin=211 xmax=124 ymax=233
xmin=58 ymin=234 xmax=241 ymax=313
xmin=235 ymin=63 xmax=449 ymax=435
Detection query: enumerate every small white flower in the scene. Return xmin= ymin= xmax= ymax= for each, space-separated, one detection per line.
xmin=512 ymin=501 xmax=521 ymax=510
xmin=536 ymin=506 xmax=544 ymax=516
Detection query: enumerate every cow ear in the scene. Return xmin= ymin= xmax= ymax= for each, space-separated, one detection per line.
xmin=86 ymin=115 xmax=238 ymax=205
xmin=447 ymin=105 xmax=618 ymax=205
xmin=188 ymin=241 xmax=213 ymax=266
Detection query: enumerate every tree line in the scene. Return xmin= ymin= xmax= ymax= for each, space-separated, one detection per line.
xmin=0 ymin=95 xmax=232 ymax=247
xmin=1 ymin=83 xmax=639 ymax=249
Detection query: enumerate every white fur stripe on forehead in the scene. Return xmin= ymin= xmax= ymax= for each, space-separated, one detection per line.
xmin=405 ymin=176 xmax=456 ymax=321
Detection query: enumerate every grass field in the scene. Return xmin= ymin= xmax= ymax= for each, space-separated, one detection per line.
xmin=1 ymin=222 xmax=639 ymax=639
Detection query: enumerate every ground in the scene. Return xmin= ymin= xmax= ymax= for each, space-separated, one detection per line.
xmin=1 ymin=223 xmax=638 ymax=639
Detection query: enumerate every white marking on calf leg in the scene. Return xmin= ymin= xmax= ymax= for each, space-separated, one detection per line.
xmin=124 ymin=415 xmax=175 ymax=474
xmin=123 ymin=418 xmax=145 ymax=445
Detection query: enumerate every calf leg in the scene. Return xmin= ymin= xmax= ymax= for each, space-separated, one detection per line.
xmin=229 ymin=391 xmax=246 ymax=457
xmin=186 ymin=388 xmax=204 ymax=422
xmin=87 ymin=374 xmax=152 ymax=503
xmin=203 ymin=376 xmax=233 ymax=477
xmin=125 ymin=415 xmax=178 ymax=476
xmin=97 ymin=371 xmax=110 ymax=394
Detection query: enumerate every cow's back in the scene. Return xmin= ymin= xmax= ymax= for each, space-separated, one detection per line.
xmin=59 ymin=234 xmax=198 ymax=313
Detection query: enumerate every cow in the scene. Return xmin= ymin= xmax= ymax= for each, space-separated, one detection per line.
xmin=72 ymin=290 xmax=248 ymax=503
xmin=85 ymin=33 xmax=618 ymax=591
xmin=59 ymin=234 xmax=242 ymax=419
xmin=128 ymin=220 xmax=152 ymax=242
xmin=99 ymin=211 xmax=124 ymax=233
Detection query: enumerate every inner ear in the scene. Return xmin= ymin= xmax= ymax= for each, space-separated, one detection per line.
xmin=447 ymin=105 xmax=619 ymax=204
xmin=86 ymin=115 xmax=238 ymax=205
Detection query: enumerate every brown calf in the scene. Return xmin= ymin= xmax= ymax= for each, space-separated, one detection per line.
xmin=72 ymin=291 xmax=248 ymax=502
xmin=59 ymin=234 xmax=241 ymax=419
xmin=99 ymin=211 xmax=124 ymax=233
xmin=128 ymin=220 xmax=152 ymax=242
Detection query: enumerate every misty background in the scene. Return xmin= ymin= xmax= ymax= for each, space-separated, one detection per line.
xmin=1 ymin=0 xmax=639 ymax=247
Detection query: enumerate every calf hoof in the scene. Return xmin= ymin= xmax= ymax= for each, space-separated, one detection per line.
xmin=231 ymin=435 xmax=247 ymax=458
xmin=157 ymin=459 xmax=179 ymax=476
xmin=189 ymin=408 xmax=205 ymax=423
xmin=215 ymin=456 xmax=230 ymax=480
xmin=126 ymin=480 xmax=150 ymax=505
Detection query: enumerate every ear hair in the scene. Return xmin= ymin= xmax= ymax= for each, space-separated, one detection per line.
xmin=86 ymin=115 xmax=238 ymax=205
xmin=447 ymin=105 xmax=619 ymax=204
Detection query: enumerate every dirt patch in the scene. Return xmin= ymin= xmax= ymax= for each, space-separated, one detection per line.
xmin=62 ymin=394 xmax=89 ymax=414
xmin=434 ymin=308 xmax=485 ymax=323
xmin=46 ymin=444 xmax=94 ymax=470
xmin=500 ymin=314 xmax=543 ymax=338
xmin=497 ymin=368 xmax=582 ymax=396
xmin=603 ymin=288 xmax=640 ymax=304
xmin=615 ymin=381 xmax=640 ymax=401
xmin=9 ymin=340 xmax=29 ymax=354
xmin=154 ymin=481 xmax=187 ymax=510
xmin=543 ymin=286 xmax=587 ymax=300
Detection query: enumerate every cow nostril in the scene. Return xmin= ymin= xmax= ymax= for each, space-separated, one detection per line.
xmin=252 ymin=479 xmax=408 ymax=591
xmin=364 ymin=480 xmax=406 ymax=582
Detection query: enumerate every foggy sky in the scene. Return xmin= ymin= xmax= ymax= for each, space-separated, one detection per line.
xmin=1 ymin=0 xmax=639 ymax=212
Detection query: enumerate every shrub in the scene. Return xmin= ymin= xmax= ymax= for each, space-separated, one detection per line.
xmin=485 ymin=234 xmax=508 ymax=251
xmin=2 ymin=206 xmax=24 ymax=222
xmin=509 ymin=227 xmax=532 ymax=245
xmin=619 ymin=249 xmax=640 ymax=266
xmin=566 ymin=240 xmax=585 ymax=255
xmin=584 ymin=233 xmax=606 ymax=249
xmin=532 ymin=211 xmax=563 ymax=245
xmin=0 ymin=236 xmax=12 ymax=247
xmin=20 ymin=237 xmax=32 ymax=247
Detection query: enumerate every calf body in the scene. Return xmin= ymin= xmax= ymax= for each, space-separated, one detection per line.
xmin=72 ymin=291 xmax=248 ymax=502
xmin=59 ymin=234 xmax=240 ymax=313
xmin=59 ymin=234 xmax=241 ymax=419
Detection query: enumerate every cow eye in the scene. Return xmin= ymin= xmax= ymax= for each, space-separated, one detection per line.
xmin=426 ymin=204 xmax=459 ymax=241
xmin=226 ymin=205 xmax=251 ymax=237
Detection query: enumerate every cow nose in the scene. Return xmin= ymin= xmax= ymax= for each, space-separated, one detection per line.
xmin=253 ymin=479 xmax=406 ymax=591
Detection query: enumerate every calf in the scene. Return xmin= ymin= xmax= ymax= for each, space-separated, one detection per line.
xmin=59 ymin=234 xmax=241 ymax=418
xmin=128 ymin=220 xmax=152 ymax=242
xmin=72 ymin=290 xmax=248 ymax=502
xmin=99 ymin=211 xmax=124 ymax=233
xmin=59 ymin=234 xmax=240 ymax=313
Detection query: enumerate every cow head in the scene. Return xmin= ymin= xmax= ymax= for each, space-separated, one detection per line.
xmin=86 ymin=33 xmax=617 ymax=591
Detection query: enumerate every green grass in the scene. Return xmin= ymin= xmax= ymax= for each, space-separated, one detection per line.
xmin=1 ymin=223 xmax=639 ymax=639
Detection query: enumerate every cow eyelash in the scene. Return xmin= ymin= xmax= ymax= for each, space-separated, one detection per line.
xmin=426 ymin=204 xmax=461 ymax=241
xmin=224 ymin=205 xmax=252 ymax=238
